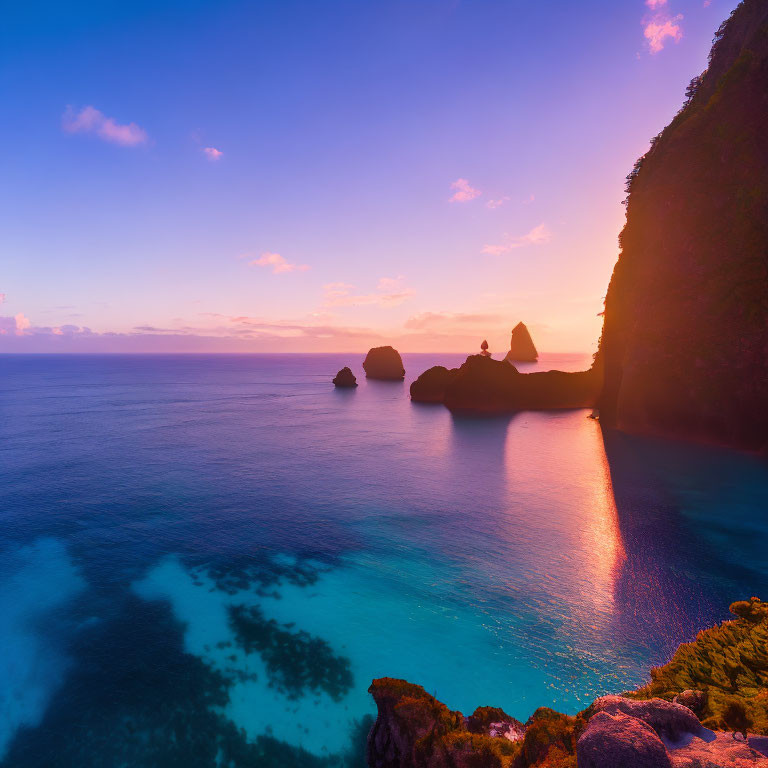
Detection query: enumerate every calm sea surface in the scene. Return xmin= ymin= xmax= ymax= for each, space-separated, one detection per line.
xmin=1 ymin=353 xmax=767 ymax=767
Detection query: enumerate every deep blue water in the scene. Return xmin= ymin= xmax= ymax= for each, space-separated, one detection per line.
xmin=1 ymin=353 xmax=767 ymax=767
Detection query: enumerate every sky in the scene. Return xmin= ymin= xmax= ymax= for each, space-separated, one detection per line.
xmin=0 ymin=0 xmax=740 ymax=354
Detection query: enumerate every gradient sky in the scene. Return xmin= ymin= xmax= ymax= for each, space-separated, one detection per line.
xmin=0 ymin=0 xmax=739 ymax=353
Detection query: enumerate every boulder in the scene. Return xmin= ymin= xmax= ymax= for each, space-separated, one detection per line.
xmin=670 ymin=732 xmax=768 ymax=767
xmin=577 ymin=710 xmax=673 ymax=768
xmin=363 ymin=346 xmax=405 ymax=380
xmin=590 ymin=695 xmax=708 ymax=747
xmin=505 ymin=322 xmax=538 ymax=362
xmin=332 ymin=366 xmax=358 ymax=387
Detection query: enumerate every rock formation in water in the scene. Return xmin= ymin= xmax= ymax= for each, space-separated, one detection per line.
xmin=409 ymin=365 xmax=458 ymax=404
xmin=505 ymin=322 xmax=538 ymax=363
xmin=366 ymin=599 xmax=768 ymax=767
xmin=363 ymin=346 xmax=406 ymax=381
xmin=333 ymin=367 xmax=358 ymax=387
xmin=410 ymin=355 xmax=601 ymax=412
xmin=597 ymin=0 xmax=768 ymax=450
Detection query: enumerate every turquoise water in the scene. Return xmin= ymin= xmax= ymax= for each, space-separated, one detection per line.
xmin=1 ymin=353 xmax=767 ymax=766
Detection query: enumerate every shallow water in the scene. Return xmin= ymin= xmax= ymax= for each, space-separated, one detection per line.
xmin=1 ymin=353 xmax=767 ymax=766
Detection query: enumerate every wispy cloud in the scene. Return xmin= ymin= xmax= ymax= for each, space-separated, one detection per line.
xmin=62 ymin=105 xmax=148 ymax=146
xmin=0 ymin=293 xmax=5 ymax=304
xmin=642 ymin=0 xmax=683 ymax=55
xmin=323 ymin=276 xmax=413 ymax=307
xmin=644 ymin=15 xmax=683 ymax=52
xmin=405 ymin=311 xmax=504 ymax=331
xmin=0 ymin=311 xmax=382 ymax=350
xmin=202 ymin=147 xmax=223 ymax=161
xmin=249 ymin=252 xmax=310 ymax=274
xmin=486 ymin=196 xmax=510 ymax=209
xmin=481 ymin=223 xmax=551 ymax=255
xmin=449 ymin=178 xmax=481 ymax=203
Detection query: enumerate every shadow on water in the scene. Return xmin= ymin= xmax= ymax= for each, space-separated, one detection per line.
xmin=449 ymin=411 xmax=514 ymax=447
xmin=332 ymin=388 xmax=357 ymax=399
xmin=362 ymin=378 xmax=405 ymax=389
xmin=602 ymin=427 xmax=768 ymax=661
xmin=448 ymin=412 xmax=515 ymax=486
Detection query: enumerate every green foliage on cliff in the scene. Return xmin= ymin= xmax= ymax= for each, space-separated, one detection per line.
xmin=630 ymin=598 xmax=768 ymax=734
xmin=517 ymin=708 xmax=582 ymax=768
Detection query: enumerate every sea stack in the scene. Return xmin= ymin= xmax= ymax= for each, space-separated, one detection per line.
xmin=505 ymin=322 xmax=538 ymax=362
xmin=362 ymin=346 xmax=405 ymax=380
xmin=332 ymin=367 xmax=357 ymax=387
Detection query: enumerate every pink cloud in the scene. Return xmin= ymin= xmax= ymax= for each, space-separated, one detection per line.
xmin=481 ymin=223 xmax=551 ymax=255
xmin=62 ymin=105 xmax=148 ymax=146
xmin=249 ymin=252 xmax=310 ymax=274
xmin=644 ymin=13 xmax=683 ymax=54
xmin=645 ymin=0 xmax=667 ymax=7
xmin=486 ymin=196 xmax=510 ymax=209
xmin=323 ymin=276 xmax=413 ymax=307
xmin=203 ymin=147 xmax=223 ymax=161
xmin=0 ymin=293 xmax=5 ymax=304
xmin=14 ymin=313 xmax=31 ymax=336
xmin=449 ymin=178 xmax=481 ymax=203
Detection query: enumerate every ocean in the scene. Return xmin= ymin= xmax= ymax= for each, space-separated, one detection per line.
xmin=1 ymin=352 xmax=767 ymax=767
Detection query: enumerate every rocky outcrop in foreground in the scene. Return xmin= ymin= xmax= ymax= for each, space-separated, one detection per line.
xmin=410 ymin=355 xmax=601 ymax=412
xmin=363 ymin=346 xmax=406 ymax=380
xmin=505 ymin=323 xmax=538 ymax=363
xmin=333 ymin=367 xmax=358 ymax=387
xmin=597 ymin=0 xmax=768 ymax=450
xmin=367 ymin=599 xmax=768 ymax=767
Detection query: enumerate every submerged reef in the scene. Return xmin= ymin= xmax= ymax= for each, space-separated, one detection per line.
xmin=597 ymin=0 xmax=768 ymax=450
xmin=1 ymin=595 xmax=366 ymax=768
xmin=229 ymin=604 xmax=354 ymax=701
xmin=366 ymin=599 xmax=768 ymax=767
xmin=410 ymin=355 xmax=601 ymax=413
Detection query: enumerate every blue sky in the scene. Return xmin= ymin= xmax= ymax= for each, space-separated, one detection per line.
xmin=0 ymin=0 xmax=739 ymax=352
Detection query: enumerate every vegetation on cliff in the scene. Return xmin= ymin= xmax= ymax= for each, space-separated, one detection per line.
xmin=367 ymin=600 xmax=768 ymax=767
xmin=630 ymin=597 xmax=768 ymax=734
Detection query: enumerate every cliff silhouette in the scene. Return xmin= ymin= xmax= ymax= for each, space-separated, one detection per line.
xmin=598 ymin=0 xmax=768 ymax=450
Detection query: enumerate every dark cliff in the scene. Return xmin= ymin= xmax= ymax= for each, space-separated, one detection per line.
xmin=410 ymin=356 xmax=601 ymax=412
xmin=598 ymin=0 xmax=768 ymax=450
